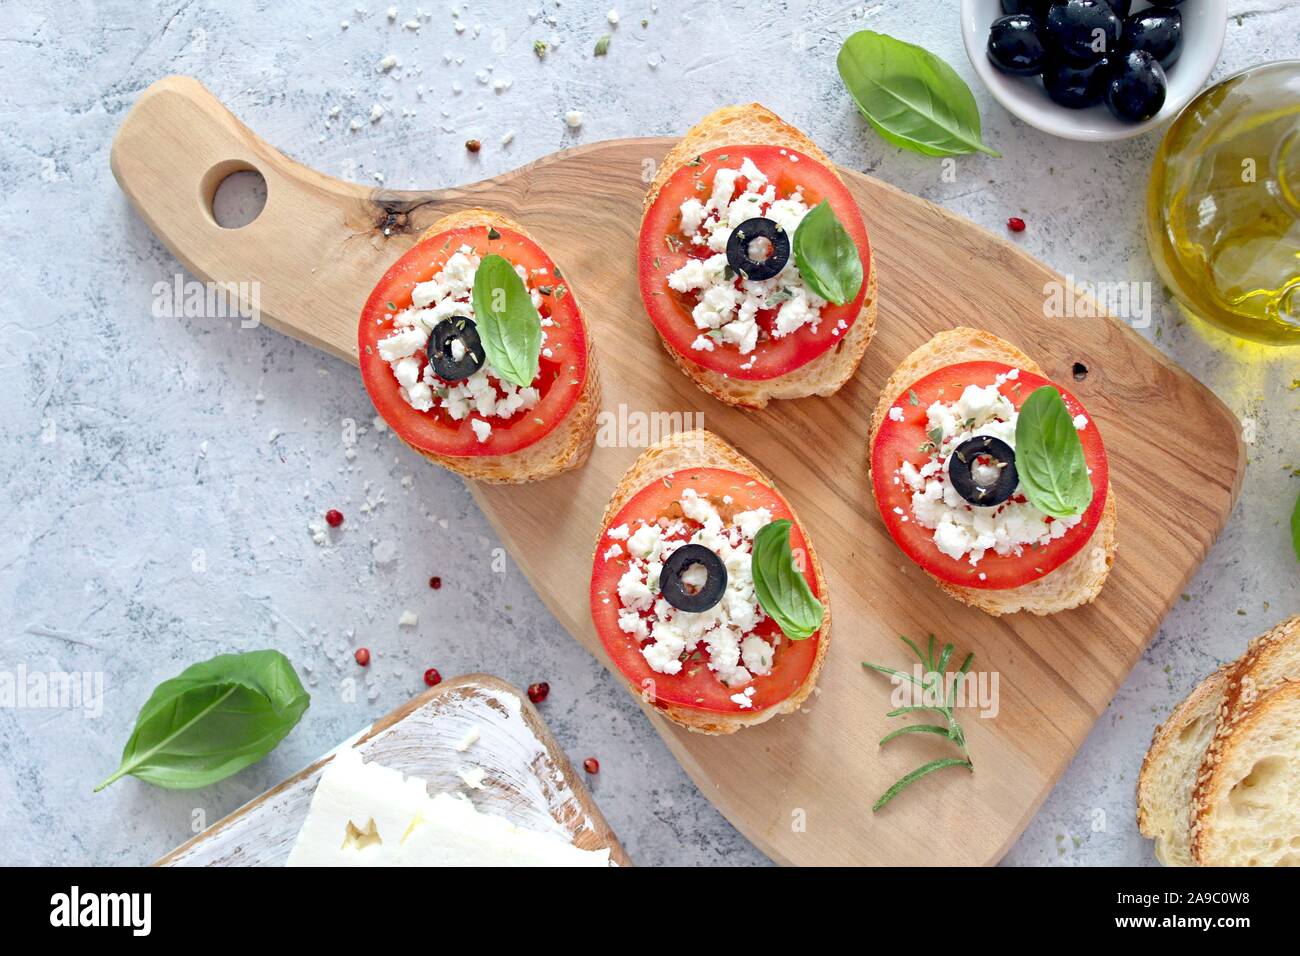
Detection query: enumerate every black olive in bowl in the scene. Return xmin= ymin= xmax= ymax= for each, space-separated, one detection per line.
xmin=1045 ymin=0 xmax=1122 ymax=66
xmin=988 ymin=14 xmax=1047 ymax=76
xmin=1105 ymin=50 xmax=1168 ymax=122
xmin=1000 ymin=0 xmax=1051 ymax=14
xmin=1043 ymin=56 xmax=1112 ymax=108
xmin=1122 ymin=7 xmax=1183 ymax=70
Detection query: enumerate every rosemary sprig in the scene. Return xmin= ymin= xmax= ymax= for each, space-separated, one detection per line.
xmin=862 ymin=634 xmax=974 ymax=811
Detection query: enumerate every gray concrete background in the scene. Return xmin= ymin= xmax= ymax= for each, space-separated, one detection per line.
xmin=0 ymin=1 xmax=1296 ymax=866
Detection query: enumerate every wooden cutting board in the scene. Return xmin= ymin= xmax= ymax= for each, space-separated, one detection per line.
xmin=156 ymin=674 xmax=628 ymax=866
xmin=115 ymin=77 xmax=1243 ymax=866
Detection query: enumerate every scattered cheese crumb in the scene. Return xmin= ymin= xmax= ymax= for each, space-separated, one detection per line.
xmin=458 ymin=766 xmax=486 ymax=790
xmin=564 ymin=109 xmax=583 ymax=128
xmin=398 ymin=610 xmax=418 ymax=627
xmin=455 ymin=727 xmax=480 ymax=752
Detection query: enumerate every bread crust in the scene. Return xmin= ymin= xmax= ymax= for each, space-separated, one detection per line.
xmin=866 ymin=328 xmax=1117 ymax=616
xmin=1190 ymin=613 xmax=1300 ymax=864
xmin=385 ymin=208 xmax=599 ymax=484
xmin=593 ymin=429 xmax=831 ymax=734
xmin=641 ymin=104 xmax=876 ymax=409
xmin=1135 ymin=664 xmax=1230 ymax=866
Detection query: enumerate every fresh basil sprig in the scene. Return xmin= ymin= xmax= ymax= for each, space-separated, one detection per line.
xmin=471 ymin=253 xmax=543 ymax=388
xmin=836 ymin=31 xmax=999 ymax=158
xmin=793 ymin=199 xmax=863 ymax=306
xmin=1014 ymin=386 xmax=1093 ymax=519
xmin=751 ymin=520 xmax=824 ymax=640
xmin=95 ymin=650 xmax=310 ymax=791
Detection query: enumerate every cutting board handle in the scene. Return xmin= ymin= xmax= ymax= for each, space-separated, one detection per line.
xmin=110 ymin=75 xmax=456 ymax=362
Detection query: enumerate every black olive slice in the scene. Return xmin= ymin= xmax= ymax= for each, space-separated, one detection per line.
xmin=427 ymin=317 xmax=486 ymax=382
xmin=725 ymin=217 xmax=790 ymax=281
xmin=660 ymin=544 xmax=727 ymax=613
xmin=948 ymin=436 xmax=1019 ymax=507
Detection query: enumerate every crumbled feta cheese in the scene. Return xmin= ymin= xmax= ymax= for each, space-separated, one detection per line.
xmin=378 ymin=249 xmax=546 ymax=428
xmin=895 ymin=375 xmax=1086 ymax=566
xmin=398 ymin=610 xmax=418 ymax=627
xmin=663 ymin=155 xmax=833 ymax=355
xmin=564 ymin=110 xmax=583 ymax=128
xmin=457 ymin=766 xmax=486 ymax=790
xmin=888 ymin=406 xmax=904 ymax=422
xmin=611 ymin=492 xmax=781 ymax=691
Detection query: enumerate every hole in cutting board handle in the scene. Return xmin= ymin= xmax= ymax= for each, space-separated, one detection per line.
xmin=202 ymin=160 xmax=267 ymax=229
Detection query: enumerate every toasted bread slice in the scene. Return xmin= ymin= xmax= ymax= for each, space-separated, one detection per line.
xmin=866 ymin=328 xmax=1117 ymax=616
xmin=1136 ymin=665 xmax=1231 ymax=866
xmin=394 ymin=209 xmax=599 ymax=484
xmin=641 ymin=104 xmax=876 ymax=410
xmin=594 ymin=429 xmax=831 ymax=734
xmin=1190 ymin=614 xmax=1300 ymax=865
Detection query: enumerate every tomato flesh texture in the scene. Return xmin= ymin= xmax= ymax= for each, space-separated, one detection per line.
xmin=358 ymin=226 xmax=587 ymax=457
xmin=638 ymin=145 xmax=872 ymax=382
xmin=870 ymin=362 xmax=1109 ymax=590
xmin=589 ymin=468 xmax=823 ymax=714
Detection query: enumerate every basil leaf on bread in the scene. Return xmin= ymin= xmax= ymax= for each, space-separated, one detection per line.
xmin=752 ymin=519 xmax=823 ymax=640
xmin=471 ymin=253 xmax=543 ymax=388
xmin=792 ymin=199 xmax=863 ymax=306
xmin=1015 ymin=386 xmax=1093 ymax=519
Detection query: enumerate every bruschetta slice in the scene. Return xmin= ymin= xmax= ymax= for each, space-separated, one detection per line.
xmin=358 ymin=209 xmax=599 ymax=483
xmin=867 ymin=328 xmax=1116 ymax=616
xmin=638 ymin=105 xmax=876 ymax=409
xmin=589 ymin=430 xmax=830 ymax=734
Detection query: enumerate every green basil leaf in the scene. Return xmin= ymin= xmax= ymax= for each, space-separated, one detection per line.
xmin=471 ymin=253 xmax=542 ymax=388
xmin=836 ymin=31 xmax=999 ymax=158
xmin=1291 ymin=486 xmax=1300 ymax=561
xmin=751 ymin=520 xmax=824 ymax=640
xmin=95 ymin=650 xmax=309 ymax=791
xmin=793 ymin=199 xmax=864 ymax=306
xmin=1014 ymin=386 xmax=1093 ymax=519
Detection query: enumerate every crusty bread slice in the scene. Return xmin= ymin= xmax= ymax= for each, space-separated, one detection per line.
xmin=593 ymin=429 xmax=831 ymax=734
xmin=641 ymin=104 xmax=876 ymax=409
xmin=1191 ymin=614 xmax=1300 ymax=865
xmin=394 ymin=209 xmax=599 ymax=484
xmin=1136 ymin=665 xmax=1230 ymax=866
xmin=1189 ymin=679 xmax=1300 ymax=866
xmin=866 ymin=328 xmax=1117 ymax=616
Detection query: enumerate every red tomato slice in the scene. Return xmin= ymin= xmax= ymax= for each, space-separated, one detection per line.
xmin=638 ymin=145 xmax=872 ymax=381
xmin=358 ymin=225 xmax=588 ymax=457
xmin=870 ymin=361 xmax=1109 ymax=590
xmin=589 ymin=467 xmax=824 ymax=715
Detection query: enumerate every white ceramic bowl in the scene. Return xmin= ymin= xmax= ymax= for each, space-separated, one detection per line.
xmin=960 ymin=0 xmax=1226 ymax=141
